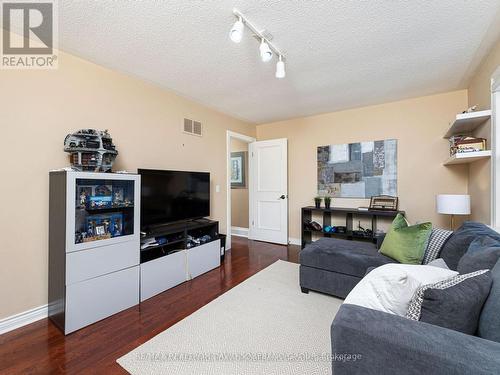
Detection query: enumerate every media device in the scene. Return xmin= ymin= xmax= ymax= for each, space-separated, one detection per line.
xmin=139 ymin=169 xmax=210 ymax=229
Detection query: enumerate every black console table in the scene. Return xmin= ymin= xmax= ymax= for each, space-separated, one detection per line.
xmin=301 ymin=206 xmax=404 ymax=249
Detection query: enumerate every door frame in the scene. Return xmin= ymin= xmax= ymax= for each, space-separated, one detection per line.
xmin=226 ymin=130 xmax=256 ymax=251
xmin=491 ymin=66 xmax=500 ymax=228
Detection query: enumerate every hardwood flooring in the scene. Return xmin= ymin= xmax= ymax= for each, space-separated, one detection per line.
xmin=0 ymin=237 xmax=300 ymax=374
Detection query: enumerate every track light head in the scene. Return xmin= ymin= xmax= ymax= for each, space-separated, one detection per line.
xmin=229 ymin=17 xmax=244 ymax=43
xmin=276 ymin=56 xmax=285 ymax=78
xmin=259 ymin=39 xmax=273 ymax=62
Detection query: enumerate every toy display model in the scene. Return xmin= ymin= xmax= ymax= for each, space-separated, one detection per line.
xmin=74 ymin=179 xmax=135 ymax=244
xmin=64 ymin=129 xmax=118 ymax=172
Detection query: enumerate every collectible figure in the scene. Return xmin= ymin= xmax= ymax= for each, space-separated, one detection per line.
xmin=79 ymin=191 xmax=88 ymax=208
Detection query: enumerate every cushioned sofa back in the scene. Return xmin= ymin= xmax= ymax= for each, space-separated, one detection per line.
xmin=439 ymin=222 xmax=500 ymax=270
xmin=478 ymin=259 xmax=500 ymax=343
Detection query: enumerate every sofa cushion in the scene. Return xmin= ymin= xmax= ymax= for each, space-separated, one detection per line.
xmin=427 ymin=258 xmax=449 ymax=269
xmin=478 ymin=260 xmax=500 ymax=343
xmin=300 ymin=237 xmax=396 ymax=278
xmin=458 ymin=236 xmax=500 ymax=274
xmin=422 ymin=228 xmax=453 ymax=264
xmin=380 ymin=214 xmax=432 ymax=264
xmin=439 ymin=222 xmax=500 ymax=270
xmin=406 ymin=270 xmax=492 ymax=335
xmin=344 ymin=263 xmax=458 ymax=316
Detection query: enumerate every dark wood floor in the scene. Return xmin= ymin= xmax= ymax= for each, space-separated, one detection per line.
xmin=0 ymin=237 xmax=300 ymax=374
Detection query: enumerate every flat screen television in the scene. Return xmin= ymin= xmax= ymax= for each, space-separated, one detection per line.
xmin=139 ymin=169 xmax=210 ymax=228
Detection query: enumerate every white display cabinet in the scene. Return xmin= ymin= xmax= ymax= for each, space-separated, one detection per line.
xmin=48 ymin=171 xmax=141 ymax=334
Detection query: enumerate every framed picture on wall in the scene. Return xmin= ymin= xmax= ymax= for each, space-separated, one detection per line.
xmin=231 ymin=151 xmax=246 ymax=188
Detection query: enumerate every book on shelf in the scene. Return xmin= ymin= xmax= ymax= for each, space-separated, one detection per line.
xmin=448 ymin=135 xmax=486 ymax=156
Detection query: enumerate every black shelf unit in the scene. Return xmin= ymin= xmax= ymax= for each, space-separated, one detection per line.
xmin=301 ymin=206 xmax=404 ymax=249
xmin=140 ymin=219 xmax=219 ymax=263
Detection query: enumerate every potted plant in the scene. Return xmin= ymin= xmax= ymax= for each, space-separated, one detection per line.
xmin=324 ymin=196 xmax=331 ymax=209
xmin=314 ymin=196 xmax=322 ymax=208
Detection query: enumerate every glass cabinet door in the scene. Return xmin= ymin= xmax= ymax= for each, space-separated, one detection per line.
xmin=75 ymin=178 xmax=135 ymax=244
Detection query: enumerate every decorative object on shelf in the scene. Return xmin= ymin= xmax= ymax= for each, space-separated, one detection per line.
xmin=436 ymin=194 xmax=471 ymax=230
xmin=314 ymin=196 xmax=322 ymax=208
xmin=304 ymin=219 xmax=323 ymax=232
xmin=80 ymin=212 xmax=123 ymax=243
xmin=334 ymin=226 xmax=347 ymax=234
xmin=462 ymin=105 xmax=478 ymax=114
xmin=95 ymin=184 xmax=112 ymax=196
xmin=324 ymin=196 xmax=331 ymax=209
xmin=318 ymin=139 xmax=397 ymax=198
xmin=353 ymin=220 xmax=373 ymax=238
xmin=88 ymin=195 xmax=112 ymax=209
xmin=113 ymin=187 xmax=124 ymax=205
xmin=230 ymin=151 xmax=246 ymax=188
xmin=369 ymin=195 xmax=399 ymax=211
xmin=449 ymin=136 xmax=486 ymax=155
xmin=77 ymin=186 xmax=93 ymax=208
xmin=64 ymin=129 xmax=118 ymax=172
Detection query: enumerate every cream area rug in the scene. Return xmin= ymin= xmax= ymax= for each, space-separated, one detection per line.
xmin=117 ymin=260 xmax=342 ymax=375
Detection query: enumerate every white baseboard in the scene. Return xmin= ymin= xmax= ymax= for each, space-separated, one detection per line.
xmin=231 ymin=226 xmax=249 ymax=238
xmin=0 ymin=304 xmax=48 ymax=335
xmin=288 ymin=237 xmax=301 ymax=246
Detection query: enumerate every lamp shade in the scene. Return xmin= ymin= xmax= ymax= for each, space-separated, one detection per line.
xmin=436 ymin=194 xmax=471 ymax=215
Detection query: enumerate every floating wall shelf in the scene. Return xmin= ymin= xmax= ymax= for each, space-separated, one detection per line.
xmin=443 ymin=150 xmax=492 ymax=166
xmin=444 ymin=110 xmax=492 ymax=138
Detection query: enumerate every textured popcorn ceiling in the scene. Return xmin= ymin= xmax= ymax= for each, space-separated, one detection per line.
xmin=59 ymin=1 xmax=500 ymax=124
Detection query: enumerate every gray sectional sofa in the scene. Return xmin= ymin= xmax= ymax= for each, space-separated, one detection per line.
xmin=299 ymin=236 xmax=394 ymax=298
xmin=299 ymin=222 xmax=500 ymax=374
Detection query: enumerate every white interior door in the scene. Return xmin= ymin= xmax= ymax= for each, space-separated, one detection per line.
xmin=249 ymin=138 xmax=288 ymax=244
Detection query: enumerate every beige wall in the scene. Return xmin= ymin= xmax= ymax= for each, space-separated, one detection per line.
xmin=0 ymin=50 xmax=255 ymax=319
xmin=230 ymin=139 xmax=250 ymax=228
xmin=257 ymin=91 xmax=470 ymax=240
xmin=467 ymin=38 xmax=500 ymax=223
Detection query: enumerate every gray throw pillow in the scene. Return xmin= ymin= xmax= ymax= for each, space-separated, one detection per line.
xmin=439 ymin=222 xmax=500 ymax=270
xmin=406 ymin=270 xmax=492 ymax=335
xmin=457 ymin=236 xmax=500 ymax=274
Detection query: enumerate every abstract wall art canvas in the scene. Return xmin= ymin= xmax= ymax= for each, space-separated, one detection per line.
xmin=317 ymin=139 xmax=397 ymax=198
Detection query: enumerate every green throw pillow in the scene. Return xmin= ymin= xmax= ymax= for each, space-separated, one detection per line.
xmin=380 ymin=213 xmax=432 ymax=264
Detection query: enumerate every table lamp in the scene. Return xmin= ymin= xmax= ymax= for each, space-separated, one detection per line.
xmin=436 ymin=194 xmax=471 ymax=230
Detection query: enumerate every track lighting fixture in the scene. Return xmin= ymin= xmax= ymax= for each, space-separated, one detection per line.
xmin=229 ymin=17 xmax=244 ymax=43
xmin=259 ymin=39 xmax=273 ymax=62
xmin=229 ymin=9 xmax=286 ymax=78
xmin=276 ymin=55 xmax=285 ymax=78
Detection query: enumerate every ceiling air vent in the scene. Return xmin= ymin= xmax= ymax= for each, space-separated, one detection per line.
xmin=183 ymin=118 xmax=202 ymax=137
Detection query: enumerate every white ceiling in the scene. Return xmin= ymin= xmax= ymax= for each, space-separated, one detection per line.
xmin=60 ymin=1 xmax=500 ymax=124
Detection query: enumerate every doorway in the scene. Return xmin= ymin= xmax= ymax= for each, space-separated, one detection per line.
xmin=226 ymin=132 xmax=289 ymax=250
xmin=226 ymin=131 xmax=255 ymax=250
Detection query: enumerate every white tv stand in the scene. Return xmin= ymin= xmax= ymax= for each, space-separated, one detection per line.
xmin=139 ymin=220 xmax=221 ymax=301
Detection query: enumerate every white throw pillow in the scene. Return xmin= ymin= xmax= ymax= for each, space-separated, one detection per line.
xmin=343 ymin=263 xmax=458 ymax=316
